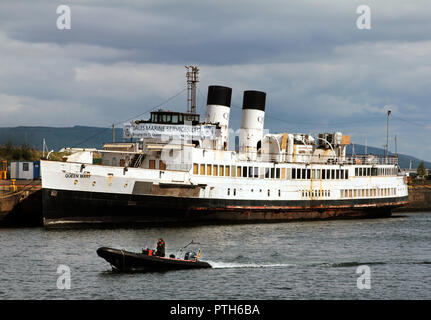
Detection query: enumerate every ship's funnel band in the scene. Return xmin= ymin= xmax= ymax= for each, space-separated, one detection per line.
xmin=242 ymin=90 xmax=266 ymax=111
xmin=207 ymin=85 xmax=232 ymax=108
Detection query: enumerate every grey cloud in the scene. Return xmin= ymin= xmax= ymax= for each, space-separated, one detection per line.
xmin=0 ymin=0 xmax=430 ymax=160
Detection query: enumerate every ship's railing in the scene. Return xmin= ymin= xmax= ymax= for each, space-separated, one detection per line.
xmin=344 ymin=155 xmax=398 ymax=166
xmin=277 ymin=154 xmax=398 ymax=166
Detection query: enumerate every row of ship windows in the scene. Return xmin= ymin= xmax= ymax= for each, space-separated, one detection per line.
xmin=355 ymin=167 xmax=397 ymax=177
xmin=340 ymin=188 xmax=396 ymax=198
xmin=292 ymin=168 xmax=348 ymax=180
xmin=193 ymin=164 xmax=349 ymax=180
xmin=301 ymin=190 xmax=331 ymax=198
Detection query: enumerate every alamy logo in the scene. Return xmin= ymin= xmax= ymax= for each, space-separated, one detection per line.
xmin=56 ymin=5 xmax=71 ymax=30
xmin=356 ymin=265 xmax=371 ymax=290
xmin=56 ymin=264 xmax=71 ymax=289
xmin=356 ymin=5 xmax=371 ymax=30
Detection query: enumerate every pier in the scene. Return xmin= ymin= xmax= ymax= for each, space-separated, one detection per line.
xmin=0 ymin=180 xmax=42 ymax=227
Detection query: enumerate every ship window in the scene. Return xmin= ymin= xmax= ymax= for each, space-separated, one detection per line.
xmin=292 ymin=168 xmax=296 ymax=179
xmin=233 ymin=188 xmax=236 ymax=196
xmin=213 ymin=165 xmax=218 ymax=176
xmin=231 ymin=165 xmax=236 ymax=177
xmin=276 ymin=168 xmax=281 ymax=179
xmin=161 ymin=114 xmax=167 ymax=122
xmin=207 ymin=164 xmax=212 ymax=176
xmin=248 ymin=167 xmax=253 ymax=178
xmin=345 ymin=170 xmax=349 ymax=179
xmin=268 ymin=189 xmax=270 ymax=197
xmin=281 ymin=168 xmax=286 ymax=179
xmin=322 ymin=169 xmax=326 ymax=179
xmin=336 ymin=170 xmax=340 ymax=179
xmin=372 ymin=168 xmax=377 ymax=176
xmin=278 ymin=190 xmax=281 ymax=197
xmin=23 ymin=163 xmax=29 ymax=171
xmin=227 ymin=188 xmax=230 ymax=196
xmin=193 ymin=163 xmax=198 ymax=174
xmin=265 ymin=168 xmax=270 ymax=179
xmin=254 ymin=167 xmax=259 ymax=178
xmin=112 ymin=157 xmax=117 ymax=166
xmin=166 ymin=114 xmax=172 ymax=123
xmin=356 ymin=168 xmax=359 ymax=176
xmin=270 ymin=168 xmax=274 ymax=179
xmin=159 ymin=161 xmax=166 ymax=170
xmin=225 ymin=166 xmax=230 ymax=177
xmin=172 ymin=114 xmax=178 ymax=123
xmin=219 ymin=165 xmax=224 ymax=176
xmin=301 ymin=169 xmax=306 ymax=179
xmin=200 ymin=164 xmax=205 ymax=175
xmin=331 ymin=170 xmax=335 ymax=179
xmin=237 ymin=166 xmax=241 ymax=177
xmin=306 ymin=169 xmax=310 ymax=180
xmin=243 ymin=166 xmax=248 ymax=178
xmin=179 ymin=114 xmax=184 ymax=123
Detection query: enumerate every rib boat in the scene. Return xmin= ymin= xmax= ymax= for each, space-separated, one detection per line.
xmin=97 ymin=247 xmax=212 ymax=271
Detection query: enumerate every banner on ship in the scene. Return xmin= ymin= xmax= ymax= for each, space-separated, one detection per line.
xmin=123 ymin=123 xmax=217 ymax=139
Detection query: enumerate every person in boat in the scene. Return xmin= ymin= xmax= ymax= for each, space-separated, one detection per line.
xmin=155 ymin=238 xmax=165 ymax=257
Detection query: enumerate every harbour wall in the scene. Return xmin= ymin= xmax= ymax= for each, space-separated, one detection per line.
xmin=0 ymin=180 xmax=42 ymax=227
xmin=395 ymin=183 xmax=431 ymax=212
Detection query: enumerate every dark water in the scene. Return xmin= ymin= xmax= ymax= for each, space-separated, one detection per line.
xmin=0 ymin=212 xmax=430 ymax=300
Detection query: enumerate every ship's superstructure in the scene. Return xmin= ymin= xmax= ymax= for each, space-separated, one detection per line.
xmin=40 ymin=68 xmax=408 ymax=227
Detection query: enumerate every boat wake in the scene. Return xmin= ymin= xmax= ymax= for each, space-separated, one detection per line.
xmin=207 ymin=261 xmax=294 ymax=269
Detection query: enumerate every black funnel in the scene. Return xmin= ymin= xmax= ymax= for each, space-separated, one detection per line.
xmin=207 ymin=85 xmax=232 ymax=108
xmin=242 ymin=90 xmax=266 ymax=111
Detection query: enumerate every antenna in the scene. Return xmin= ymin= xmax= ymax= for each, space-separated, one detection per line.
xmin=394 ymin=135 xmax=397 ymax=157
xmin=112 ymin=124 xmax=115 ymax=143
xmin=385 ymin=109 xmax=391 ymax=157
xmin=365 ymin=137 xmax=367 ymax=155
xmin=185 ymin=66 xmax=199 ymax=114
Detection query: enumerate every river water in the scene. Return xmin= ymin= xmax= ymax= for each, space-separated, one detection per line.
xmin=0 ymin=212 xmax=430 ymax=300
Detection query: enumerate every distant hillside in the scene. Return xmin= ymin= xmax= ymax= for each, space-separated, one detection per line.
xmin=345 ymin=144 xmax=431 ymax=170
xmin=0 ymin=126 xmax=122 ymax=151
xmin=0 ymin=126 xmax=430 ymax=169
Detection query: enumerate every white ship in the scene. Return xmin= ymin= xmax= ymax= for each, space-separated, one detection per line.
xmin=41 ymin=67 xmax=408 ymax=227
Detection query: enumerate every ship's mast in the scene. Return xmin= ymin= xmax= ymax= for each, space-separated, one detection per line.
xmin=186 ymin=65 xmax=199 ymax=114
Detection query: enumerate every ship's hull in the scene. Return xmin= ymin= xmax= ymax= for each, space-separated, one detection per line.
xmin=42 ymin=187 xmax=408 ymax=228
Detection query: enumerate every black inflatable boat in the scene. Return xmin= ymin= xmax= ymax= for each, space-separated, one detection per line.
xmin=97 ymin=247 xmax=212 ymax=271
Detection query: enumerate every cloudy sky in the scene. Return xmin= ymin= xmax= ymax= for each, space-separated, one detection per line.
xmin=1 ymin=0 xmax=431 ymax=160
